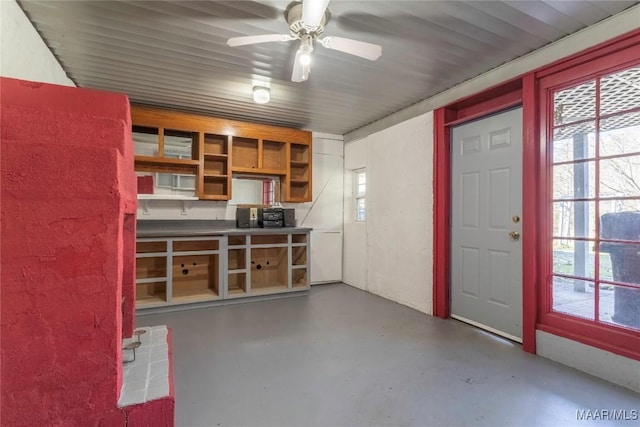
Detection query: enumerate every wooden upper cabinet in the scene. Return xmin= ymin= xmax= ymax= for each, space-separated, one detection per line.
xmin=131 ymin=105 xmax=312 ymax=202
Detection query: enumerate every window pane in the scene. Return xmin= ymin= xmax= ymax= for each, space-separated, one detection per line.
xmin=156 ymin=173 xmax=172 ymax=188
xmin=600 ymin=154 xmax=640 ymax=198
xmin=552 ymin=122 xmax=596 ymax=162
xmin=358 ymin=172 xmax=366 ymax=185
xmin=600 ymin=66 xmax=640 ymax=116
xmin=552 ymin=276 xmax=595 ymax=320
xmin=554 ymin=80 xmax=596 ymax=126
xmin=553 ymin=162 xmax=595 ymax=200
xmin=356 ymin=198 xmax=365 ymax=221
xmin=552 ymin=201 xmax=595 ymax=238
xmin=600 ymin=111 xmax=640 ymax=157
xmin=164 ymin=129 xmax=193 ymax=149
xmin=553 ymin=240 xmax=595 ymax=279
xmin=599 ymin=284 xmax=640 ymax=330
xmin=357 ymin=183 xmax=366 ymax=197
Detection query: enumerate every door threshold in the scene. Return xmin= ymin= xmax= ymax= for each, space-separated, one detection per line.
xmin=451 ymin=314 xmax=523 ymax=343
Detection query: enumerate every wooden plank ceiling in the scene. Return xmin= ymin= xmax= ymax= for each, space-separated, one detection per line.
xmin=17 ymin=0 xmax=639 ymax=134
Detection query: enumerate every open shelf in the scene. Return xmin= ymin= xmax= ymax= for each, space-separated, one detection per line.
xmin=134 ymin=156 xmax=199 ymax=174
xmin=289 ymin=183 xmax=310 ymax=200
xmin=227 ymin=272 xmax=247 ymax=296
xmin=172 ymin=253 xmax=219 ymax=302
xmin=290 ymin=160 xmax=309 ymax=167
xmin=290 ymin=144 xmax=309 ymax=162
xmin=292 ymin=269 xmax=307 ymax=288
xmin=228 ymin=248 xmax=246 ymax=270
xmin=292 ymin=234 xmax=307 ymax=244
xmin=228 ymin=235 xmax=247 ymax=246
xmin=290 ymin=164 xmax=309 ymax=181
xmin=174 ymin=240 xmax=219 ymax=252
xmin=137 ymin=241 xmax=167 ymax=253
xmin=292 ymin=246 xmax=307 ymax=266
xmin=204 ymin=158 xmax=227 ymax=176
xmin=132 ymin=106 xmax=311 ymax=203
xmin=202 ymin=176 xmax=229 ymax=198
xmin=136 ymin=256 xmax=167 ymax=280
xmin=263 ymin=140 xmax=286 ymax=171
xmin=252 ymin=234 xmax=288 ymax=245
xmin=250 ymin=283 xmax=289 ymax=294
xmin=203 ymin=134 xmax=228 ymax=155
xmin=136 ymin=281 xmax=167 ymax=307
xmin=172 ymin=288 xmax=219 ymax=303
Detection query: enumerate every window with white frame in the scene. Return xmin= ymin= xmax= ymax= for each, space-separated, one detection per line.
xmin=355 ymin=169 xmax=366 ymax=222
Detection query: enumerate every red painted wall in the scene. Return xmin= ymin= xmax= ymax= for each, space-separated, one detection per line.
xmin=1 ymin=78 xmax=137 ymax=426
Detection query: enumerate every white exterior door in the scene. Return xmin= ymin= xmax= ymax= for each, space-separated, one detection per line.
xmin=450 ymin=108 xmax=523 ymax=341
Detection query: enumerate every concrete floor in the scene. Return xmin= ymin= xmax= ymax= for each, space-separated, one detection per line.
xmin=137 ymin=283 xmax=639 ymax=427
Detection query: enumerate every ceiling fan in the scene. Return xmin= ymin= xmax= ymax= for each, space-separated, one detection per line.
xmin=227 ymin=0 xmax=382 ymax=82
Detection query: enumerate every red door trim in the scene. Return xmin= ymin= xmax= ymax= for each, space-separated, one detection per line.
xmin=433 ymin=29 xmax=640 ymax=358
xmin=432 ymin=86 xmax=534 ymax=352
xmin=433 ymin=108 xmax=451 ymax=318
xmin=521 ymin=73 xmax=538 ymax=354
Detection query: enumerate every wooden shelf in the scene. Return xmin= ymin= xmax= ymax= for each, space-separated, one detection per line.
xmin=290 ymin=179 xmax=309 ymax=185
xmin=138 ymin=194 xmax=198 ymax=201
xmin=231 ymin=166 xmax=286 ymax=175
xmin=136 ymin=298 xmax=168 ymax=309
xmin=135 ymin=232 xmax=310 ymax=311
xmin=132 ymin=106 xmax=311 ymax=203
xmin=203 ymin=153 xmax=228 ymax=159
xmin=135 ymin=157 xmax=199 ymax=174
xmin=250 ymin=284 xmax=289 ymax=295
xmin=227 ymin=287 xmax=247 ymax=296
xmin=172 ymin=288 xmax=219 ymax=303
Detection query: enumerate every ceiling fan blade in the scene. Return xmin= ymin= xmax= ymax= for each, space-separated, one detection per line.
xmin=319 ymin=36 xmax=382 ymax=61
xmin=227 ymin=34 xmax=294 ymax=47
xmin=291 ymin=48 xmax=310 ymax=82
xmin=302 ymin=0 xmax=330 ymax=29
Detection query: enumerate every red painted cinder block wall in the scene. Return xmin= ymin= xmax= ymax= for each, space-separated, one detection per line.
xmin=0 ymin=78 xmax=137 ymax=426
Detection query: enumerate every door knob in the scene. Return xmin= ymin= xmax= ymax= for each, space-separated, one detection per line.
xmin=509 ymin=231 xmax=520 ymax=240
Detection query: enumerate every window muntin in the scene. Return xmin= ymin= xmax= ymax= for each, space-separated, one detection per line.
xmin=549 ymin=64 xmax=640 ymax=332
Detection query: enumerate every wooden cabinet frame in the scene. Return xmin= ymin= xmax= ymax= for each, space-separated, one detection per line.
xmin=136 ymin=232 xmax=310 ymax=312
xmin=132 ymin=106 xmax=312 ymax=202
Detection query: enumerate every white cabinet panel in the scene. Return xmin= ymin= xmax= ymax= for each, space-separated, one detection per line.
xmin=310 ymin=231 xmax=342 ymax=284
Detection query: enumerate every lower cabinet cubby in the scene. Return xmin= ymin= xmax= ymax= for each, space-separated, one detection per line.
xmin=136 ymin=281 xmax=167 ymax=306
xmin=292 ymin=269 xmax=307 ymax=289
xmin=172 ymin=254 xmax=219 ymax=303
xmin=250 ymin=247 xmax=288 ymax=294
xmin=227 ymin=272 xmax=247 ymax=296
xmin=135 ymin=232 xmax=310 ymax=311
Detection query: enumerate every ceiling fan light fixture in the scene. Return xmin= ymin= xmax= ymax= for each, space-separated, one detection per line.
xmin=253 ymin=86 xmax=270 ymax=104
xmin=299 ymin=52 xmax=311 ymax=66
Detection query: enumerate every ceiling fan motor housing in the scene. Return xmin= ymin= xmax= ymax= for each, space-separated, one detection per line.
xmin=285 ymin=1 xmax=330 ymax=38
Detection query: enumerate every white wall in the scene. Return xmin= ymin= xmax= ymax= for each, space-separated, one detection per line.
xmin=343 ymin=113 xmax=433 ymax=314
xmin=139 ymin=132 xmax=344 ymax=285
xmin=0 ymin=0 xmax=74 ymax=86
xmin=537 ymin=331 xmax=640 ymax=393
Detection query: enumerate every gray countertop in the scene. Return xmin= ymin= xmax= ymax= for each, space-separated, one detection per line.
xmin=137 ymin=220 xmax=312 ymax=238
